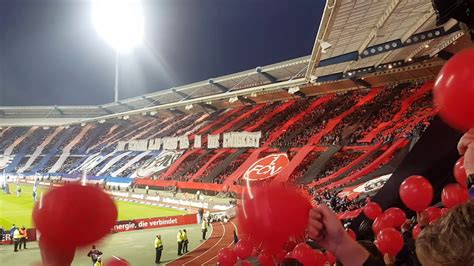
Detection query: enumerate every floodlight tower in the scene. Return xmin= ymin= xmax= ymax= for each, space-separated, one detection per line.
xmin=92 ymin=0 xmax=144 ymax=102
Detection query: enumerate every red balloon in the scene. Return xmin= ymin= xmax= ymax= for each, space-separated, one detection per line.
xmin=217 ymin=247 xmax=238 ymax=266
xmin=291 ymin=243 xmax=319 ymax=266
xmin=384 ymin=207 xmax=406 ymax=228
xmin=284 ymin=240 xmax=297 ymax=252
xmin=104 ymin=257 xmax=130 ymax=266
xmin=242 ymin=261 xmax=252 ymax=266
xmin=433 ymin=48 xmax=474 ymax=131
xmin=273 ymin=250 xmax=287 ymax=263
xmin=399 ymin=175 xmax=433 ymax=211
xmin=326 ymin=251 xmax=337 ymax=264
xmin=313 ymin=250 xmax=327 ymax=266
xmin=346 ymin=229 xmax=356 ymax=240
xmin=454 ymin=157 xmax=468 ymax=188
xmin=258 ymin=251 xmax=274 ymax=266
xmin=376 ymin=228 xmax=404 ymax=257
xmin=441 ymin=183 xmax=469 ymax=208
xmin=372 ymin=214 xmax=394 ymax=235
xmin=38 ymin=239 xmax=75 ymax=266
xmin=425 ymin=207 xmax=442 ymax=223
xmin=237 ymin=185 xmax=312 ymax=252
xmin=33 ymin=184 xmax=117 ymax=248
xmin=234 ymin=239 xmax=253 ymax=260
xmin=363 ymin=202 xmax=382 ymax=220
xmin=412 ymin=224 xmax=422 ymax=239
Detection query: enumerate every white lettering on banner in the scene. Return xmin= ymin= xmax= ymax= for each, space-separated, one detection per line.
xmin=148 ymin=138 xmax=162 ymax=150
xmin=353 ymin=174 xmax=391 ymax=193
xmin=146 ymin=195 xmax=161 ymax=202
xmin=113 ymin=215 xmax=197 ymax=232
xmin=207 ymin=134 xmax=220 ymax=149
xmin=117 ymin=131 xmax=261 ymax=151
xmin=108 ymin=191 xmax=129 ymax=197
xmin=194 ymin=135 xmax=201 ymax=148
xmin=131 ymin=194 xmax=144 ymax=200
xmin=223 ymin=132 xmax=261 ymax=148
xmin=244 ymin=153 xmax=289 ymax=181
xmin=178 ymin=135 xmax=190 ymax=149
xmin=116 ymin=141 xmax=126 ymax=152
xmin=114 ymin=222 xmax=137 ymax=231
xmin=135 ymin=151 xmax=183 ymax=177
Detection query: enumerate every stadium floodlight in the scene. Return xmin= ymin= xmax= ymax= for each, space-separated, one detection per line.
xmin=92 ymin=0 xmax=144 ymax=53
xmin=92 ymin=0 xmax=145 ymax=102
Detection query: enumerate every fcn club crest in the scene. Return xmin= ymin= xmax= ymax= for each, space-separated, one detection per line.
xmin=243 ymin=153 xmax=289 ymax=181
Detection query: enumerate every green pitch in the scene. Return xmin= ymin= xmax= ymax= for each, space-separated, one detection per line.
xmin=0 ymin=184 xmax=186 ymax=229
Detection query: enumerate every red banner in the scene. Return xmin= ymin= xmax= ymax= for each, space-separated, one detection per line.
xmin=112 ymin=214 xmax=198 ymax=233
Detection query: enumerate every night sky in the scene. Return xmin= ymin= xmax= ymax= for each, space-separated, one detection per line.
xmin=0 ymin=0 xmax=323 ymax=106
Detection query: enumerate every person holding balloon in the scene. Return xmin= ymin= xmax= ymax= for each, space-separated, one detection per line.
xmin=308 ymin=200 xmax=473 ymax=266
xmin=457 ymin=128 xmax=474 ymax=190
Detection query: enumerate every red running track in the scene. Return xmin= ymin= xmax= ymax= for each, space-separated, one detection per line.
xmin=166 ymin=221 xmax=237 ymax=266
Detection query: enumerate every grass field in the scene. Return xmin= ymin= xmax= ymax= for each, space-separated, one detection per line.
xmin=0 ymin=184 xmax=186 ymax=228
xmin=0 ymin=183 xmax=208 ymax=265
xmin=0 ymin=223 xmax=207 ymax=265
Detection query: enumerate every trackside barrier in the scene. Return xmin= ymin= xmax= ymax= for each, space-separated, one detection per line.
xmin=112 ymin=214 xmax=198 ymax=233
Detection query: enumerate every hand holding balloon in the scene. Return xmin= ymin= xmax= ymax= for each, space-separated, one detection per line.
xmin=308 ymin=205 xmax=369 ymax=266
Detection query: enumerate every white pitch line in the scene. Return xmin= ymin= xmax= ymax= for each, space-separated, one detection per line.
xmin=201 ymin=221 xmax=237 ymax=265
xmin=183 ymin=222 xmax=225 ymax=265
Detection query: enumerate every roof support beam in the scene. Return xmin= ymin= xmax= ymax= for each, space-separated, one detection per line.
xmin=169 ymin=108 xmax=185 ymax=116
xmin=198 ymin=103 xmax=218 ymax=111
xmin=305 ymin=0 xmax=340 ymax=81
xmin=171 ymin=88 xmax=190 ymax=100
xmin=429 ymin=30 xmax=464 ymax=57
xmin=238 ymin=96 xmax=257 ymax=105
xmin=99 ymin=106 xmax=113 ymax=114
xmin=372 ymin=10 xmax=435 ymax=68
xmin=117 ymin=101 xmax=135 ymax=110
xmin=209 ymin=79 xmax=230 ymax=92
xmin=54 ymin=106 xmax=64 ymax=115
xmin=357 ymin=0 xmax=401 ymax=54
xmin=350 ymin=78 xmax=372 ymax=89
xmin=141 ymin=96 xmax=159 ymax=105
xmin=256 ymin=67 xmax=278 ymax=83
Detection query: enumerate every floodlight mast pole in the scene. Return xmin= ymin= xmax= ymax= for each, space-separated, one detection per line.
xmin=114 ymin=50 xmax=119 ymax=103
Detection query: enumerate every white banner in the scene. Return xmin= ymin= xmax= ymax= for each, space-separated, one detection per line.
xmin=134 ymin=151 xmax=183 ymax=177
xmin=207 ymin=134 xmax=220 ymax=149
xmin=194 ymin=135 xmax=202 ymax=148
xmin=223 ymin=131 xmax=261 ymax=148
xmin=117 ymin=131 xmax=261 ymax=151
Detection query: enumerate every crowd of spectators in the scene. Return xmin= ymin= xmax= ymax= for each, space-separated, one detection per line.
xmin=178 ymin=152 xmax=215 ymax=181
xmin=0 ymin=127 xmax=27 ymax=153
xmin=259 ymin=98 xmax=314 ymax=143
xmin=200 ymin=105 xmax=254 ymax=135
xmin=312 ymin=188 xmax=368 ymax=213
xmin=120 ymin=155 xmax=156 ymax=177
xmin=212 ymin=152 xmax=250 ymax=184
xmin=242 ymin=101 xmax=282 ymax=130
xmin=291 ymin=151 xmax=321 ymax=181
xmin=195 ymin=153 xmax=228 ymax=183
xmin=314 ymin=151 xmax=363 ymax=180
xmin=166 ymin=152 xmax=202 ymax=181
xmin=294 ymin=91 xmax=367 ymax=147
xmin=55 ymin=126 xmax=83 ymax=152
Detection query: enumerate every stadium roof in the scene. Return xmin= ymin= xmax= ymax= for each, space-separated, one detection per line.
xmin=1 ymin=0 xmax=471 ymax=127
